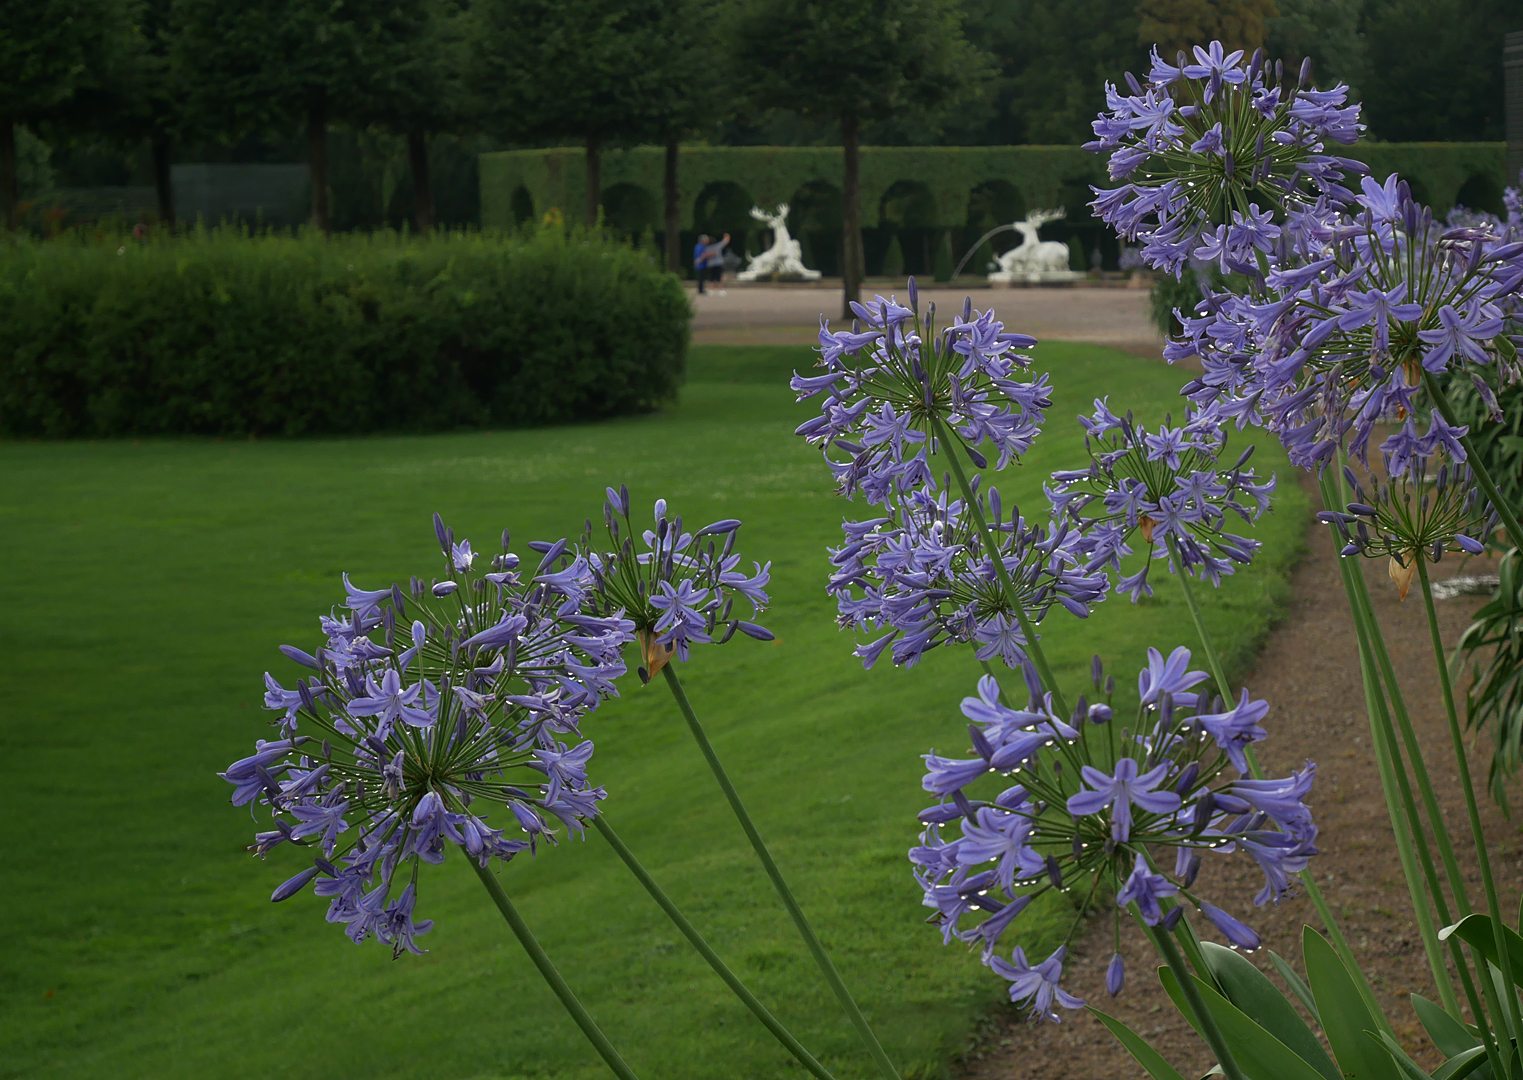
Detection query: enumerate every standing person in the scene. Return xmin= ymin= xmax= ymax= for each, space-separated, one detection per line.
xmin=703 ymin=232 xmax=730 ymax=296
xmin=693 ymin=233 xmax=711 ymax=294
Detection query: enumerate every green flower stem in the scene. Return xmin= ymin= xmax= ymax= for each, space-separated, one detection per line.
xmin=1331 ymin=452 xmax=1478 ymax=919
xmin=1166 ymin=536 xmax=1234 ymax=705
xmin=1147 ymin=916 xmax=1246 ymax=1080
xmin=1416 ymin=555 xmax=1523 ymax=1050
xmin=660 ymin=665 xmax=902 ymax=1080
xmin=933 ymin=415 xmax=1069 ymax=718
xmin=1340 ymin=550 xmax=1464 ymax=1021
xmin=1422 ymin=371 xmax=1523 ymax=551
xmin=1315 ymin=469 xmax=1455 ymax=1029
xmin=1163 ymin=512 xmax=1373 ymax=1006
xmin=470 ymin=860 xmax=642 ymax=1080
xmin=590 ymin=815 xmax=838 ymax=1080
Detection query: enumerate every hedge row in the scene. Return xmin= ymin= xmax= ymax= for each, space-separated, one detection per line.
xmin=0 ymin=228 xmax=689 ymax=437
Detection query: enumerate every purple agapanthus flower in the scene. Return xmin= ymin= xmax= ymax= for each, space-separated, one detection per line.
xmin=1086 ymin=42 xmax=1364 ymax=276
xmin=1068 ymin=758 xmax=1183 ymax=842
xmin=587 ymin=489 xmax=771 ymax=679
xmin=829 ymin=484 xmax=1107 ymax=670
xmin=223 ymin=515 xmax=634 ymax=957
xmin=911 ymin=647 xmax=1316 ymax=1015
xmin=989 ymin=945 xmax=1086 ymax=1022
xmin=1051 ymin=399 xmax=1275 ymax=598
xmin=1116 ymin=853 xmax=1179 ymax=924
xmin=792 ymin=282 xmax=1048 ymax=506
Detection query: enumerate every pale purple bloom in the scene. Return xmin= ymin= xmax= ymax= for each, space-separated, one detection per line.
xmin=1200 ymin=901 xmax=1260 ymax=950
xmin=1137 ymin=646 xmax=1210 ymax=707
xmin=225 ymin=514 xmax=632 ymax=956
xmin=1193 ymin=689 xmax=1270 ymax=772
xmin=1067 ymin=757 xmax=1182 ymax=841
xmin=989 ymin=945 xmax=1085 ymax=1022
xmin=1418 ymin=305 xmax=1505 ymax=371
xmin=1106 ymin=953 xmax=1125 ymax=995
xmin=1116 ymin=853 xmax=1178 ymax=924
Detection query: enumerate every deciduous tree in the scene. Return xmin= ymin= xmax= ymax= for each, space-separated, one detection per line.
xmin=0 ymin=0 xmax=121 ymax=228
xmin=727 ymin=0 xmax=984 ymax=312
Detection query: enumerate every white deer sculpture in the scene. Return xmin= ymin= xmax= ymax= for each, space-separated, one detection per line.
xmin=992 ymin=208 xmax=1073 ymax=276
xmin=736 ymin=203 xmax=822 ymax=281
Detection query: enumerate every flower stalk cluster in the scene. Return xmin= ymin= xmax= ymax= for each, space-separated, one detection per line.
xmin=911 ymin=651 xmax=1315 ymax=1019
xmin=226 ymin=515 xmax=633 ymax=955
xmin=1048 ymin=397 xmax=1276 ymax=600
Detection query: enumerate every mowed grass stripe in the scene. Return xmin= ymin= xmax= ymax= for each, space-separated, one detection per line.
xmin=0 ymin=342 xmax=1306 ymax=1080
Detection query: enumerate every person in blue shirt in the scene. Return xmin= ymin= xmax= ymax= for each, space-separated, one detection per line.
xmin=692 ymin=232 xmax=730 ymax=295
xmin=693 ymin=234 xmax=711 ymax=294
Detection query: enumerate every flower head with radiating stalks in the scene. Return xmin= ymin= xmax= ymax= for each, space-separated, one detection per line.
xmin=1086 ymin=42 xmax=1365 ymax=276
xmin=792 ymin=280 xmax=1050 ymax=507
xmin=228 ymin=514 xmax=635 ymax=957
xmin=1047 ymin=398 xmax=1277 ymax=600
xmin=1318 ymin=419 xmax=1500 ymax=599
xmin=585 ymin=486 xmax=773 ymax=682
xmin=828 ymin=482 xmax=1108 ymax=669
xmin=1171 ymin=175 xmax=1523 ymax=471
xmin=910 ymin=648 xmax=1317 ymax=1017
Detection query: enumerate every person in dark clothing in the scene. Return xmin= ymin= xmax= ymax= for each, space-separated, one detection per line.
xmin=693 ymin=234 xmax=711 ymax=293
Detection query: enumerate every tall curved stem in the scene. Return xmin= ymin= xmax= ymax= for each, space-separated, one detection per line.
xmin=591 ymin=815 xmax=837 ymax=1080
xmin=471 ymin=860 xmax=641 ymax=1080
xmin=660 ymin=665 xmax=901 ymax=1080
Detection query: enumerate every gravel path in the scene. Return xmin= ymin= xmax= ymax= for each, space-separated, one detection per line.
xmin=688 ymin=281 xmax=1164 ymax=358
xmin=963 ymin=474 xmax=1513 ymax=1080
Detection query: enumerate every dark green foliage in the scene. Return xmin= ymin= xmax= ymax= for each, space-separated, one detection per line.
xmin=935 ymin=0 xmax=1146 ymax=146
xmin=0 ymin=228 xmax=687 ymax=437
xmin=1456 ymin=548 xmax=1523 ymax=809
xmin=1149 ymin=267 xmax=1206 ymax=336
xmin=1361 ymin=0 xmax=1522 ymax=142
xmin=1439 ymin=370 xmax=1523 ymax=517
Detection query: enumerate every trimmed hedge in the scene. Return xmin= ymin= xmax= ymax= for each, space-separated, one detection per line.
xmin=0 ymin=228 xmax=689 ymax=437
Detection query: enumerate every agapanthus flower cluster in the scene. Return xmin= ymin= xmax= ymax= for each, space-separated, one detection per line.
xmin=225 ymin=515 xmax=634 ymax=955
xmin=828 ymin=482 xmax=1108 ymax=669
xmin=1047 ymin=398 xmax=1276 ymax=599
xmin=910 ymin=648 xmax=1316 ymax=1020
xmin=1318 ymin=416 xmax=1499 ymax=599
xmin=792 ymin=283 xmax=1050 ymax=506
xmin=1086 ymin=42 xmax=1365 ymax=275
xmin=585 ymin=486 xmax=772 ymax=682
xmin=1171 ymin=174 xmax=1523 ymax=470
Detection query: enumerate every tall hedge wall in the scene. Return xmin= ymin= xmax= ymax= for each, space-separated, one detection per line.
xmin=0 ymin=228 xmax=688 ymax=438
xmin=481 ymin=143 xmax=1510 ymax=234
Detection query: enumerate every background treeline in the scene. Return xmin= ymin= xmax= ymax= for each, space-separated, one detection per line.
xmin=6 ymin=0 xmax=1519 ymax=231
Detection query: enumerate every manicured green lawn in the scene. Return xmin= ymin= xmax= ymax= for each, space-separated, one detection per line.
xmin=0 ymin=341 xmax=1306 ymax=1080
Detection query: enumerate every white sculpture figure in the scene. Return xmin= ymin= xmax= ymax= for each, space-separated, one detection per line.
xmin=736 ymin=203 xmax=822 ymax=281
xmin=988 ymin=208 xmax=1082 ymax=283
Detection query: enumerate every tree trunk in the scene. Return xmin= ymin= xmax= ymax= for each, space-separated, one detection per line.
xmin=841 ymin=112 xmax=864 ymax=318
xmin=0 ymin=119 xmax=17 ymax=232
xmin=408 ymin=128 xmax=435 ymax=233
xmin=307 ymin=94 xmax=331 ymax=234
xmin=663 ymin=136 xmax=681 ymax=274
xmin=585 ymin=135 xmax=602 ymax=228
xmin=152 ymin=137 xmax=175 ymax=231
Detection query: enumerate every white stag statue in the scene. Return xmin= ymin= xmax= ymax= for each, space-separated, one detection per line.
xmin=990 ymin=208 xmax=1075 ymax=279
xmin=736 ymin=203 xmax=822 ymax=281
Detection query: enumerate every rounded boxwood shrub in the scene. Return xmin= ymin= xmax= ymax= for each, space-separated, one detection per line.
xmin=0 ymin=226 xmax=689 ymax=437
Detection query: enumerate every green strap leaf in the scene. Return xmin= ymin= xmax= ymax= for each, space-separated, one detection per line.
xmin=1442 ymin=914 xmax=1523 ymax=989
xmin=1432 ymin=1046 xmax=1489 ymax=1080
xmin=1089 ymin=1007 xmax=1188 ymax=1080
xmin=1199 ymin=943 xmax=1340 ymax=1080
xmin=1157 ymin=966 xmax=1329 ymax=1080
xmin=1366 ymin=1029 xmax=1434 ymax=1080
xmin=1410 ymin=994 xmax=1479 ymax=1060
xmin=1304 ymin=926 xmax=1403 ymax=1080
xmin=1269 ymin=949 xmax=1321 ymax=1025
